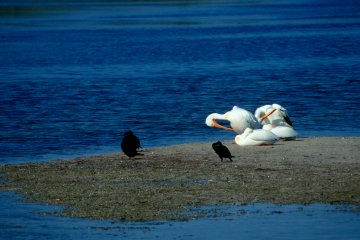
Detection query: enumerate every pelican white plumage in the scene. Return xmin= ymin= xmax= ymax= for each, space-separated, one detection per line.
xmin=255 ymin=104 xmax=298 ymax=139
xmin=205 ymin=106 xmax=261 ymax=134
xmin=254 ymin=104 xmax=293 ymax=127
xmin=263 ymin=124 xmax=298 ymax=140
xmin=235 ymin=128 xmax=279 ymax=146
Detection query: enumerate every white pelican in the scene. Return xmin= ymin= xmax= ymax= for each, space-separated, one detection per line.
xmin=255 ymin=104 xmax=293 ymax=127
xmin=205 ymin=106 xmax=261 ymax=134
xmin=235 ymin=128 xmax=279 ymax=146
xmin=254 ymin=104 xmax=298 ymax=139
xmin=262 ymin=124 xmax=298 ymax=140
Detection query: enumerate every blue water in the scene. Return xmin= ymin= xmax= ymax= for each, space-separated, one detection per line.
xmin=1 ymin=191 xmax=359 ymax=240
xmin=0 ymin=0 xmax=359 ymax=164
xmin=0 ymin=0 xmax=360 ymax=239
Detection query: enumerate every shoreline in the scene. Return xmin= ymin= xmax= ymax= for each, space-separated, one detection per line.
xmin=0 ymin=137 xmax=359 ymax=221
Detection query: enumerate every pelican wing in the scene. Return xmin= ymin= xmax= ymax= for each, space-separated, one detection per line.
xmin=283 ymin=115 xmax=293 ymax=126
xmin=271 ymin=126 xmax=298 ymax=139
xmin=247 ymin=112 xmax=261 ymax=129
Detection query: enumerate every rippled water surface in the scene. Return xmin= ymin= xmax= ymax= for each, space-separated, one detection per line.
xmin=0 ymin=0 xmax=360 ymax=239
xmin=1 ymin=191 xmax=359 ymax=240
xmin=0 ymin=0 xmax=359 ymax=164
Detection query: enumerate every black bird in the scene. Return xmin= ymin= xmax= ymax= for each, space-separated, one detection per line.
xmin=212 ymin=141 xmax=234 ymax=162
xmin=121 ymin=130 xmax=141 ymax=158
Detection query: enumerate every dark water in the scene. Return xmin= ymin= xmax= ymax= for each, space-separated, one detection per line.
xmin=1 ymin=191 xmax=360 ymax=240
xmin=0 ymin=0 xmax=360 ymax=239
xmin=0 ymin=0 xmax=359 ymax=164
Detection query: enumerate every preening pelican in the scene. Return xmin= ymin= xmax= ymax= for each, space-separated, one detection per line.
xmin=205 ymin=106 xmax=261 ymax=134
xmin=255 ymin=104 xmax=293 ymax=127
xmin=235 ymin=128 xmax=279 ymax=146
xmin=255 ymin=104 xmax=298 ymax=139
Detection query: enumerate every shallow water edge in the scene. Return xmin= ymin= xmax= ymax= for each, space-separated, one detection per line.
xmin=1 ymin=190 xmax=359 ymax=240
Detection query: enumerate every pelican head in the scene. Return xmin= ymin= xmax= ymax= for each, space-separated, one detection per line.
xmin=255 ymin=103 xmax=293 ymax=127
xmin=206 ymin=106 xmax=261 ymax=134
xmin=205 ymin=113 xmax=233 ymax=131
xmin=259 ymin=108 xmax=277 ymax=123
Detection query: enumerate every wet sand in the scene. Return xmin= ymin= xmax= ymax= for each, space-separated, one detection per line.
xmin=0 ymin=137 xmax=359 ymax=221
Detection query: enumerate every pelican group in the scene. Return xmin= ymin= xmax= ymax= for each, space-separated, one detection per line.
xmin=205 ymin=104 xmax=298 ymax=146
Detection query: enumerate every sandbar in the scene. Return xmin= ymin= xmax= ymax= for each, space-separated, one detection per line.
xmin=0 ymin=137 xmax=359 ymax=221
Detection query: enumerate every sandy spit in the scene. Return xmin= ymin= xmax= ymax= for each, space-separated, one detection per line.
xmin=1 ymin=137 xmax=359 ymax=221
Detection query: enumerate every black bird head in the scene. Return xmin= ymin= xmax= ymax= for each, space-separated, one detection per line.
xmin=124 ymin=130 xmax=134 ymax=136
xmin=212 ymin=141 xmax=222 ymax=147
